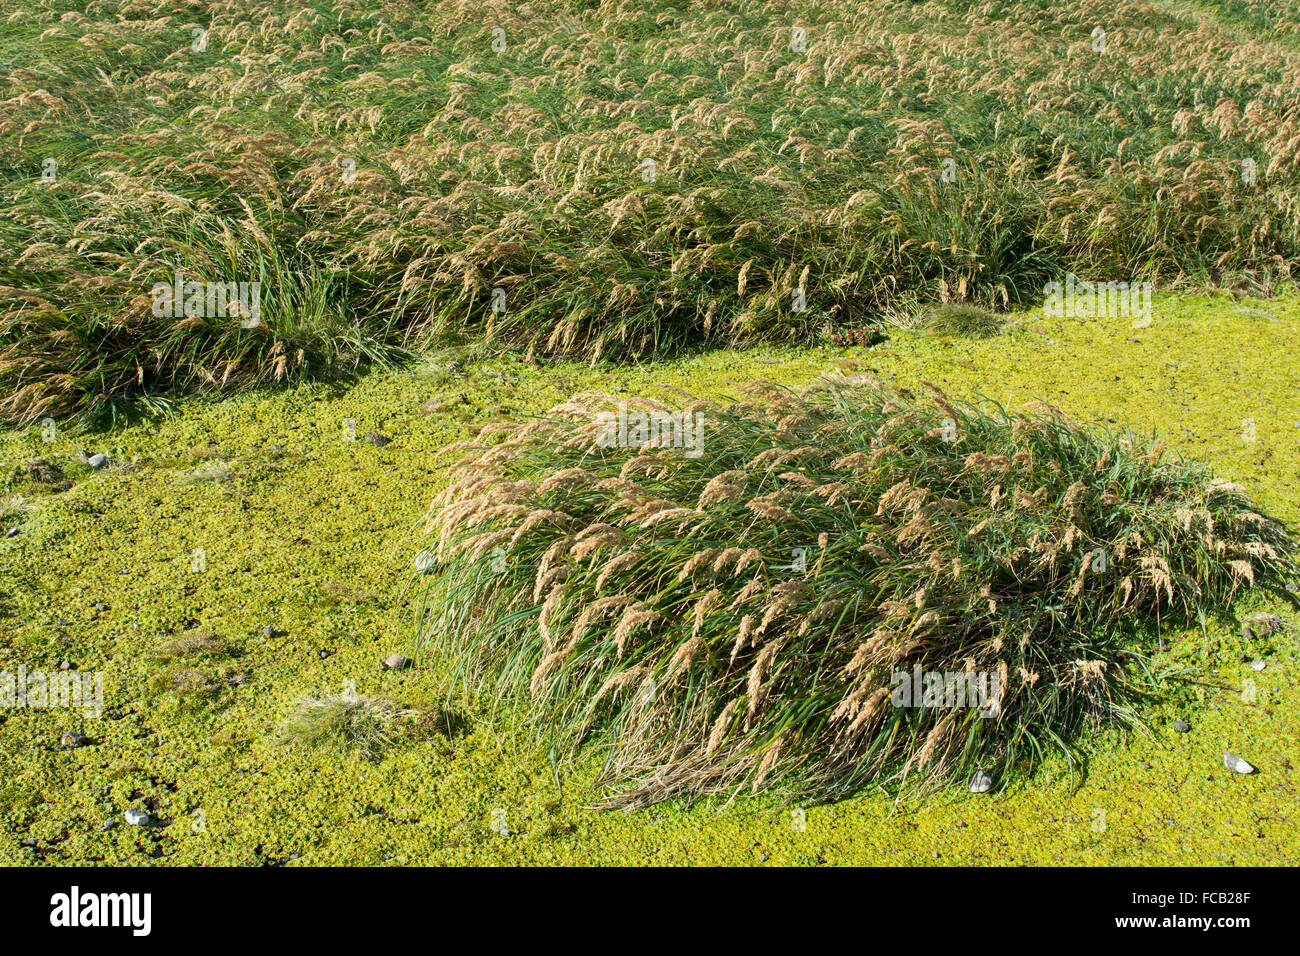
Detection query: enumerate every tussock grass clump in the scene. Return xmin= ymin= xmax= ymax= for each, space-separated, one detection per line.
xmin=278 ymin=691 xmax=411 ymax=761
xmin=417 ymin=379 xmax=1295 ymax=806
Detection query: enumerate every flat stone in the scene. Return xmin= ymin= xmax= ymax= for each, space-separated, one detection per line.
xmin=88 ymin=454 xmax=108 ymax=469
xmin=124 ymin=808 xmax=151 ymax=826
xmin=383 ymin=654 xmax=411 ymax=670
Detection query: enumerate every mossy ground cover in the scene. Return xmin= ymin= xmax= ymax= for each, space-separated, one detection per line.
xmin=1 ymin=292 xmax=1297 ymax=865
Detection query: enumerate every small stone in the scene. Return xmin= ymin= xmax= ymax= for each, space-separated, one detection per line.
xmin=1223 ymin=751 xmax=1255 ymax=775
xmin=59 ymin=660 xmax=72 ymax=671
xmin=1250 ymin=660 xmax=1266 ymax=671
xmin=4 ymin=527 xmax=17 ymax=538
xmin=100 ymin=820 xmax=117 ymax=832
xmin=319 ymin=649 xmax=332 ymax=659
xmin=59 ymin=731 xmax=87 ymax=749
xmin=263 ymin=625 xmax=274 ymax=638
xmin=95 ymin=603 xmax=106 ymax=612
xmin=124 ymin=808 xmax=151 ymax=826
xmin=1172 ymin=720 xmax=1191 ymax=733
xmin=968 ymin=770 xmax=993 ymax=793
xmin=383 ymin=654 xmax=411 ymax=670
xmin=88 ymin=454 xmax=108 ymax=469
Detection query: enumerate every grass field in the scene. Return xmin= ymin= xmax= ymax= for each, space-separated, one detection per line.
xmin=2 ymin=0 xmax=1299 ymax=867
xmin=2 ymin=294 xmax=1296 ymax=864
xmin=3 ymin=0 xmax=1300 ymax=421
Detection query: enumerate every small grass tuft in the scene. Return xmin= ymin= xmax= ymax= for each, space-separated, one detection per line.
xmin=278 ymin=691 xmax=412 ymax=761
xmin=153 ymin=627 xmax=230 ymax=662
xmin=920 ymin=304 xmax=1006 ymax=338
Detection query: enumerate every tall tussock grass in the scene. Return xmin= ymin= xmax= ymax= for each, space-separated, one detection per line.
xmin=5 ymin=0 xmax=1300 ymax=420
xmin=417 ymin=379 xmax=1296 ymax=806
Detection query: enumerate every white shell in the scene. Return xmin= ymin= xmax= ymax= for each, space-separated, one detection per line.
xmin=1223 ymin=752 xmax=1255 ymax=774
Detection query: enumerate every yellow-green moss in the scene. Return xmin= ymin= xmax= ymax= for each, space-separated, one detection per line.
xmin=1 ymin=291 xmax=1296 ymax=865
